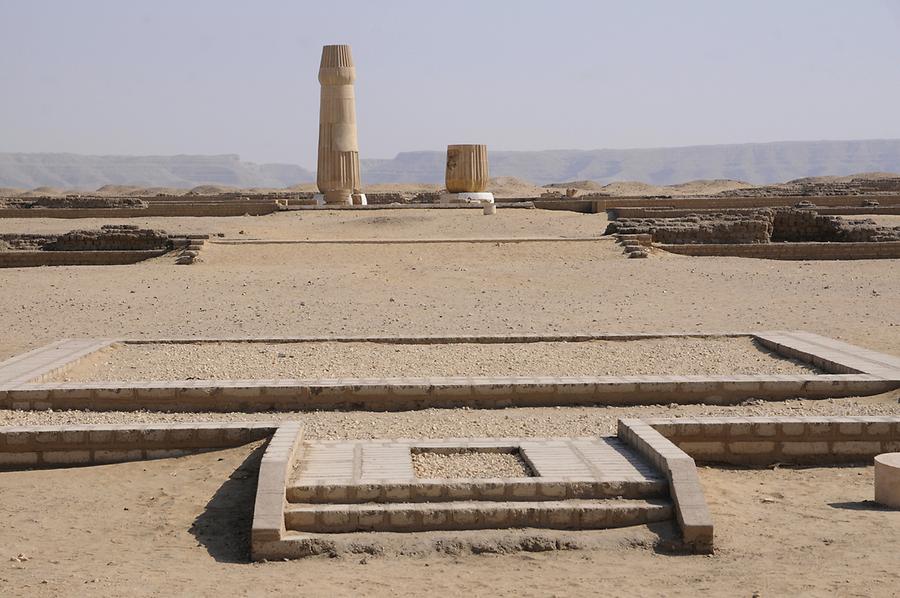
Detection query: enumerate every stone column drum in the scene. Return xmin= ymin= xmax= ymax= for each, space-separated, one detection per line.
xmin=874 ymin=452 xmax=900 ymax=508
xmin=441 ymin=144 xmax=494 ymax=204
xmin=316 ymin=44 xmax=363 ymax=205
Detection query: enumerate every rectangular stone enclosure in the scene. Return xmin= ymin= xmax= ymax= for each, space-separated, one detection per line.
xmin=1 ymin=332 xmax=898 ymax=412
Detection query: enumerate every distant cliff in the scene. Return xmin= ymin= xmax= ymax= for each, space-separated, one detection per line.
xmin=3 ymin=139 xmax=900 ymax=189
xmin=361 ymin=140 xmax=900 ymax=186
xmin=0 ymin=153 xmax=315 ymax=190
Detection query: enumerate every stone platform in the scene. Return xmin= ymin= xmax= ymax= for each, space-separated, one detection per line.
xmin=283 ymin=437 xmax=670 ymax=535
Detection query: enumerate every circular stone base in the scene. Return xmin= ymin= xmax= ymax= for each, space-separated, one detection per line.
xmin=875 ymin=453 xmax=900 ymax=508
xmin=439 ymin=192 xmax=494 ymax=204
xmin=323 ymin=191 xmax=353 ymax=205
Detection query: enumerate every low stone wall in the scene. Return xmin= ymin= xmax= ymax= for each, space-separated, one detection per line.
xmin=617 ymin=418 xmax=713 ymax=553
xmin=0 ymin=249 xmax=167 ymax=268
xmin=0 ymin=422 xmax=276 ymax=469
xmin=594 ymin=194 xmax=900 ymax=210
xmin=608 ymin=212 xmax=773 ymax=244
xmin=772 ymin=210 xmax=900 ymax=242
xmin=643 ymin=416 xmax=900 ymax=466
xmin=251 ymin=422 xmax=306 ymax=561
xmin=658 ymin=241 xmax=900 ymax=260
xmin=2 ymin=374 xmax=893 ymax=412
xmin=611 ymin=206 xmax=900 ymax=219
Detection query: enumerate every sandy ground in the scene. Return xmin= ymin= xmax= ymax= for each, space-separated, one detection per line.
xmin=0 ymin=209 xmax=899 ymax=595
xmin=0 ymin=209 xmax=609 ymax=241
xmin=1 ymin=443 xmax=897 ymax=597
xmin=48 ymin=337 xmax=816 ymax=382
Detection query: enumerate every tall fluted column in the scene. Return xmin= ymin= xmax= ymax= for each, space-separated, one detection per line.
xmin=317 ymin=44 xmax=361 ymax=205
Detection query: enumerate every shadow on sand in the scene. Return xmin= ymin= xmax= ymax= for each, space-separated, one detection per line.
xmin=189 ymin=442 xmax=267 ymax=563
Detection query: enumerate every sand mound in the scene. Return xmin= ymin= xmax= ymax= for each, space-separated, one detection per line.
xmin=95 ymin=185 xmax=144 ymax=195
xmin=487 ymin=176 xmax=547 ymax=198
xmin=544 ymin=180 xmax=606 ymax=191
xmin=599 ymin=181 xmax=670 ymax=196
xmin=285 ymin=183 xmax=319 ymax=193
xmin=667 ymin=179 xmax=755 ymax=195
xmin=0 ymin=187 xmax=24 ymax=198
xmin=126 ymin=187 xmax=186 ymax=196
xmin=186 ymin=185 xmax=237 ymax=195
xmin=17 ymin=186 xmax=66 ymax=198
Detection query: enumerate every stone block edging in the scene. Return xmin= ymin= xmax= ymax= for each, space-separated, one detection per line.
xmin=0 ymin=421 xmax=277 ymax=469
xmin=643 ymin=416 xmax=900 ymax=466
xmin=251 ymin=422 xmax=306 ymax=560
xmin=617 ymin=418 xmax=714 ymax=554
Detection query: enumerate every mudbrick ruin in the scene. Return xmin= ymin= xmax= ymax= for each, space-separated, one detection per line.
xmin=606 ymin=207 xmax=900 ymax=244
xmin=0 ymin=225 xmax=171 ymax=252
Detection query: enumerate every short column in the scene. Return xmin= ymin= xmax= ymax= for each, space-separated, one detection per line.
xmin=874 ymin=453 xmax=900 ymax=508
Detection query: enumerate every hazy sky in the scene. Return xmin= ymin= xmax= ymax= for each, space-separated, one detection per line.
xmin=2 ymin=0 xmax=900 ymax=167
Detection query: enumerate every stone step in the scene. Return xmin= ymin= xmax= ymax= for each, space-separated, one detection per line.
xmin=0 ymin=339 xmax=114 ymax=386
xmin=284 ymin=498 xmax=673 ymax=533
xmin=284 ymin=499 xmax=673 ymax=533
xmin=286 ymin=477 xmax=668 ymax=504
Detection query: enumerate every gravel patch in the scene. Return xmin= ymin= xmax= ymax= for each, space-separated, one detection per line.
xmin=46 ymin=337 xmax=818 ymax=382
xmin=1 ymin=392 xmax=896 ymax=438
xmin=412 ymin=449 xmax=534 ymax=479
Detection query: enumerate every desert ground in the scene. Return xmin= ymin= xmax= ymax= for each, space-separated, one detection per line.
xmin=1 ymin=208 xmax=899 ymax=596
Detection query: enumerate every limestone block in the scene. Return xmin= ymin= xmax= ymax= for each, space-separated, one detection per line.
xmin=874 ymin=453 xmax=900 ymax=508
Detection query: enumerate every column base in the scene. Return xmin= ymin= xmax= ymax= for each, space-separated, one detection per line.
xmin=439 ymin=192 xmax=494 ymax=204
xmin=323 ymin=191 xmax=353 ymax=205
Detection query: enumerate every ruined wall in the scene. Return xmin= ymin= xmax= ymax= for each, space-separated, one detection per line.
xmin=606 ymin=211 xmax=774 ymax=244
xmin=1 ymin=225 xmax=171 ymax=253
xmin=46 ymin=225 xmax=170 ymax=251
xmin=771 ymin=210 xmax=900 ymax=242
xmin=608 ymin=208 xmax=900 ymax=245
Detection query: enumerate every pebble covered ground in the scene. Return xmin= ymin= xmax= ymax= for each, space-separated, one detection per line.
xmin=411 ymin=450 xmax=533 ymax=479
xmin=2 ymin=393 xmax=897 ymax=438
xmin=47 ymin=337 xmax=817 ymax=382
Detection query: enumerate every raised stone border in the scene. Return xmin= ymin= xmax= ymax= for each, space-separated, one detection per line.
xmin=610 ymin=206 xmax=900 ymax=219
xmin=656 ymin=241 xmax=900 ymax=261
xmin=643 ymin=416 xmax=900 ymax=466
xmin=251 ymin=421 xmax=306 ymax=558
xmin=1 ymin=332 xmax=897 ymax=412
xmin=617 ymin=418 xmax=713 ymax=553
xmin=0 ymin=421 xmax=277 ymax=468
